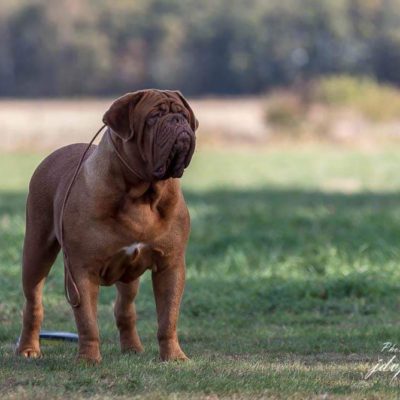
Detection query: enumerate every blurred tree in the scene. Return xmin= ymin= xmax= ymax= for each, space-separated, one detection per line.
xmin=1 ymin=0 xmax=400 ymax=96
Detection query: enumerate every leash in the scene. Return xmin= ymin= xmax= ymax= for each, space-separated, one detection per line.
xmin=60 ymin=126 xmax=146 ymax=307
xmin=107 ymin=129 xmax=146 ymax=180
xmin=60 ymin=124 xmax=106 ymax=307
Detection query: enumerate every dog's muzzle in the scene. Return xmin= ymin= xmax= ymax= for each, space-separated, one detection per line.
xmin=153 ymin=130 xmax=194 ymax=180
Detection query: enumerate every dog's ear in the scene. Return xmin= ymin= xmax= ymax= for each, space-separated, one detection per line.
xmin=102 ymin=91 xmax=145 ymax=141
xmin=172 ymin=91 xmax=199 ymax=132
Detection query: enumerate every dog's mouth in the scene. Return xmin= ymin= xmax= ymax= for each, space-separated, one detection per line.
xmin=153 ymin=131 xmax=194 ymax=180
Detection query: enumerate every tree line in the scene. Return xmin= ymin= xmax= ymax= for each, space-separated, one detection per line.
xmin=1 ymin=0 xmax=400 ymax=97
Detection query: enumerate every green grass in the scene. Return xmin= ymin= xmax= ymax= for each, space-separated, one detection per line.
xmin=2 ymin=146 xmax=400 ymax=399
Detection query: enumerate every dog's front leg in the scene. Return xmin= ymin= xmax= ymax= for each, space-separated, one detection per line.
xmin=152 ymin=258 xmax=188 ymax=361
xmin=114 ymin=280 xmax=144 ymax=353
xmin=70 ymin=273 xmax=102 ymax=363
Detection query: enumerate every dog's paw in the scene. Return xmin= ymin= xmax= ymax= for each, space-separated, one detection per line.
xmin=160 ymin=349 xmax=189 ymax=362
xmin=17 ymin=347 xmax=42 ymax=359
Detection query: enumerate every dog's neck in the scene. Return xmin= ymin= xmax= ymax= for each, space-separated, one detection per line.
xmin=84 ymin=129 xmax=165 ymax=200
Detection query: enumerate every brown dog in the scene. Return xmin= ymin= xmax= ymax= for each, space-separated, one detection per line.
xmin=17 ymin=89 xmax=198 ymax=363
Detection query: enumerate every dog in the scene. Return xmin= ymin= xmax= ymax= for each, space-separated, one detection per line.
xmin=16 ymin=89 xmax=198 ymax=363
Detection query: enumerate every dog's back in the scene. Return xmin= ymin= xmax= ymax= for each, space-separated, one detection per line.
xmin=27 ymin=144 xmax=96 ymax=228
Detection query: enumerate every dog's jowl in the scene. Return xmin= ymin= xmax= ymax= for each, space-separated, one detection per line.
xmin=16 ymin=89 xmax=198 ymax=363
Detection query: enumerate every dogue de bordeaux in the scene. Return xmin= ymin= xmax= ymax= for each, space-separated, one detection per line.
xmin=16 ymin=89 xmax=198 ymax=363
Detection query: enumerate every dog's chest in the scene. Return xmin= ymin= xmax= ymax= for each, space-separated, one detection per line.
xmin=94 ymin=192 xmax=175 ymax=285
xmin=86 ymin=180 xmax=179 ymax=244
xmin=99 ymin=242 xmax=159 ymax=285
xmin=115 ymin=193 xmax=170 ymax=241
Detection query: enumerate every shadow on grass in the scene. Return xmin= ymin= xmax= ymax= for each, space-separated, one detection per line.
xmin=3 ymin=186 xmax=400 ymax=298
xmin=3 ymin=186 xmax=400 ymax=260
xmin=184 ymin=187 xmax=400 ymax=265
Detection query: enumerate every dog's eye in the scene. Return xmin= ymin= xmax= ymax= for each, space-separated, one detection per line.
xmin=180 ymin=111 xmax=189 ymax=121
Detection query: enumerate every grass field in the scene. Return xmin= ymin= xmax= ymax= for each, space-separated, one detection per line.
xmin=2 ymin=146 xmax=400 ymax=399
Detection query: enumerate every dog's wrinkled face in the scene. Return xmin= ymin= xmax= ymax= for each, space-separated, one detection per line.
xmin=103 ymin=89 xmax=198 ymax=181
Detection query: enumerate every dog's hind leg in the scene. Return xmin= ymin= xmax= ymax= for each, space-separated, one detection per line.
xmin=17 ymin=200 xmax=60 ymax=358
xmin=114 ymin=279 xmax=144 ymax=353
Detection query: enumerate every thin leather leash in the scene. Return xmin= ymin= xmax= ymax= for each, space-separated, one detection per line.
xmin=107 ymin=129 xmax=146 ymax=180
xmin=60 ymin=125 xmax=106 ymax=307
xmin=60 ymin=126 xmax=146 ymax=307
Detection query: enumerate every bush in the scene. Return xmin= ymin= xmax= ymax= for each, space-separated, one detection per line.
xmin=265 ymin=91 xmax=306 ymax=131
xmin=313 ymin=75 xmax=400 ymax=122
